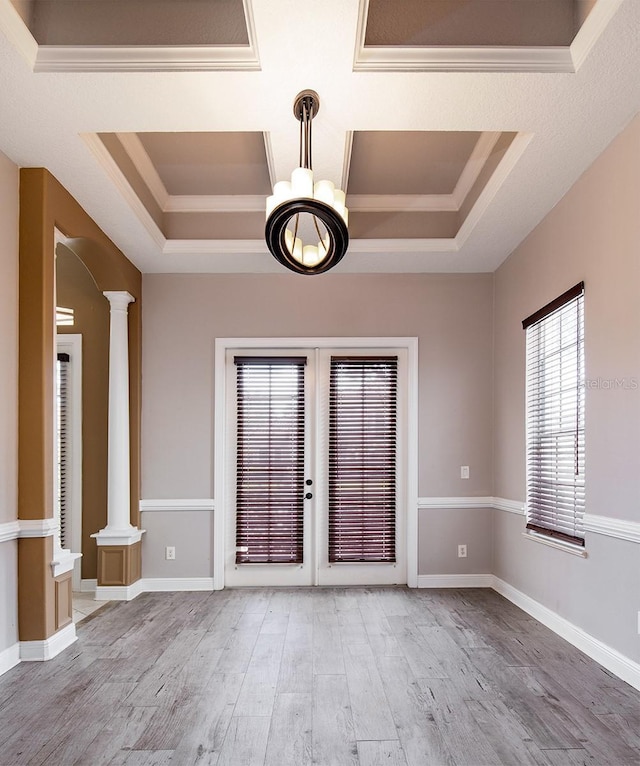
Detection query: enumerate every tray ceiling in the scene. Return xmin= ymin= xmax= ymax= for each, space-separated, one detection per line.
xmin=0 ymin=0 xmax=637 ymax=274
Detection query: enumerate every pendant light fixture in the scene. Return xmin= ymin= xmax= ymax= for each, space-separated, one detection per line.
xmin=265 ymin=90 xmax=349 ymax=275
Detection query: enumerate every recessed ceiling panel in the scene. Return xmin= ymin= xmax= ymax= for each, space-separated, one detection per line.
xmin=137 ymin=132 xmax=271 ymax=196
xmin=13 ymin=0 xmax=249 ymax=46
xmin=364 ymin=0 xmax=595 ymax=48
xmin=348 ymin=131 xmax=480 ymax=195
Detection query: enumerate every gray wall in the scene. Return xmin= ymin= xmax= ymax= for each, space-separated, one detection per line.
xmin=0 ymin=150 xmax=19 ymax=654
xmin=492 ymin=113 xmax=640 ymax=662
xmin=140 ymin=273 xmax=495 ymax=578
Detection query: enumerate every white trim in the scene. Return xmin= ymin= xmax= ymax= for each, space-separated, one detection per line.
xmin=0 ymin=521 xmax=20 ymax=543
xmin=140 ymin=499 xmax=215 ymax=512
xmin=571 ymin=0 xmax=625 ymax=72
xmin=348 ymin=194 xmax=459 ymax=213
xmin=354 ymin=45 xmax=574 ymax=73
xmin=492 ymin=497 xmax=526 ymax=515
xmin=92 ymin=527 xmax=145 ymax=546
xmin=352 ymin=3 xmax=575 ymax=74
xmin=0 ymin=643 xmax=20 ymax=676
xmin=0 ymin=0 xmax=38 ymax=68
xmin=20 ymin=623 xmax=77 ymax=662
xmin=347 ymin=238 xmax=459 ymax=254
xmin=115 ymin=132 xmax=169 ymax=211
xmin=214 ymin=337 xmax=419 ymax=591
xmin=493 ymin=577 xmax=640 ymax=692
xmin=94 ymin=580 xmax=145 ymax=601
xmin=18 ymin=518 xmax=58 ymax=538
xmin=522 ymin=530 xmax=588 ymax=558
xmin=80 ymin=578 xmax=97 ymax=593
xmin=165 ymin=195 xmax=268 ymax=213
xmin=51 ymin=550 xmax=82 ymax=578
xmin=455 ymin=132 xmax=533 ymax=249
xmin=81 ymin=133 xmax=167 ymax=251
xmin=417 ymin=574 xmax=493 ymax=588
xmin=34 ymin=44 xmax=260 ymax=73
xmin=94 ymin=577 xmax=215 ymax=601
xmin=451 ymin=132 xmax=501 ymax=207
xmin=418 ymin=496 xmax=493 ymax=509
xmin=584 ymin=513 xmax=640 ymax=544
xmin=163 ymin=238 xmax=267 ymax=256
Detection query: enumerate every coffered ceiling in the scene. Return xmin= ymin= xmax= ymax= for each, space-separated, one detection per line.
xmin=0 ymin=0 xmax=638 ymax=274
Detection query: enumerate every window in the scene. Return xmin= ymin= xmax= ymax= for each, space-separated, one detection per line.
xmin=234 ymin=356 xmax=306 ymax=564
xmin=523 ymin=282 xmax=585 ymax=546
xmin=328 ymin=356 xmax=398 ymax=562
xmin=56 ymin=352 xmax=70 ymax=549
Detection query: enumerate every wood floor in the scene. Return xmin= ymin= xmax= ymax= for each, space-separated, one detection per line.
xmin=0 ymin=588 xmax=639 ymax=766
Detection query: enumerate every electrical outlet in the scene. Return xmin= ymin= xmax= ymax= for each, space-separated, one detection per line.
xmin=458 ymin=544 xmax=467 ymax=558
xmin=165 ymin=546 xmax=176 ymax=560
xmin=460 ymin=465 xmax=470 ymax=479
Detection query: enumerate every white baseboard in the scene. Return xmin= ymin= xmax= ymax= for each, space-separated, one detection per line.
xmin=79 ymin=578 xmax=97 ymax=593
xmin=95 ymin=577 xmax=215 ymax=601
xmin=417 ymin=574 xmax=494 ymax=588
xmin=493 ymin=577 xmax=640 ymax=692
xmin=94 ymin=580 xmax=145 ymax=601
xmin=20 ymin=622 xmax=77 ymax=662
xmin=0 ymin=642 xmax=20 ymax=675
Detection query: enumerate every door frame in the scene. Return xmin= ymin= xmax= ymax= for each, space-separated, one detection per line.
xmin=214 ymin=337 xmax=418 ymax=590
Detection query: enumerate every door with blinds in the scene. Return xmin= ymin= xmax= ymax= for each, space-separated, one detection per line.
xmin=225 ymin=346 xmax=407 ymax=587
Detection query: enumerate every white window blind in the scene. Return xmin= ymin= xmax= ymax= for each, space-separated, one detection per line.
xmin=56 ymin=352 xmax=70 ymax=550
xmin=523 ymin=282 xmax=585 ymax=546
xmin=234 ymin=357 xmax=306 ymax=564
xmin=328 ymin=356 xmax=398 ymax=563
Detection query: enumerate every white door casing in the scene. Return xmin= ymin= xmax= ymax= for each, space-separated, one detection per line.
xmin=214 ymin=337 xmax=418 ymax=590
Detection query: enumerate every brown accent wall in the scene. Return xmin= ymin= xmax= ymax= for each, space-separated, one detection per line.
xmin=19 ymin=168 xmax=141 ymax=639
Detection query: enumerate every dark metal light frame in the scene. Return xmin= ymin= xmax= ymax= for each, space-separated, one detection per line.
xmin=265 ymin=90 xmax=349 ymax=275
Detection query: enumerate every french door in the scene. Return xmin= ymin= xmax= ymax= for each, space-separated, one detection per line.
xmin=224 ymin=345 xmax=407 ymax=586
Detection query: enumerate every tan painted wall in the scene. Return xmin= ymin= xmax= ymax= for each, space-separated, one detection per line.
xmin=19 ymin=169 xmax=142 ymax=635
xmin=492 ymin=113 xmax=640 ymax=662
xmin=56 ymin=247 xmax=110 ymax=580
xmin=0 ymin=150 xmax=19 ymax=653
xmin=141 ymin=272 xmax=494 ymax=578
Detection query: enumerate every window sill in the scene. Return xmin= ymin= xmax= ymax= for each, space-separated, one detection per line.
xmin=522 ymin=531 xmax=588 ymax=558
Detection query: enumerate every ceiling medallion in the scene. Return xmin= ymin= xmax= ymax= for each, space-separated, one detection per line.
xmin=265 ymin=90 xmax=349 ymax=275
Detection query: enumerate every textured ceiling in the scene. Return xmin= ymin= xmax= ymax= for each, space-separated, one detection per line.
xmin=0 ymin=0 xmax=638 ymax=274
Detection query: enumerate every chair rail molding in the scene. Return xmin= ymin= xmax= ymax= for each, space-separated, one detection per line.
xmin=140 ymin=499 xmax=215 ymax=512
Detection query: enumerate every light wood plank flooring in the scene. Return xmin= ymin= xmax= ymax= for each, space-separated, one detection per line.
xmin=0 ymin=587 xmax=638 ymax=765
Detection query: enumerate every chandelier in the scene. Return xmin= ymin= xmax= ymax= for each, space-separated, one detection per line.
xmin=265 ymin=90 xmax=349 ymax=275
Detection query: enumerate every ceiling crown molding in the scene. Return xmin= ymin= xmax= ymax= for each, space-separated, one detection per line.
xmin=34 ymin=44 xmax=260 ymax=73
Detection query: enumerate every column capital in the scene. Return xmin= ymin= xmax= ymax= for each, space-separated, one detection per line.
xmin=103 ymin=291 xmax=135 ymax=311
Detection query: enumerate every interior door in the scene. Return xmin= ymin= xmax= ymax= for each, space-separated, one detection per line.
xmin=224 ymin=345 xmax=406 ymax=587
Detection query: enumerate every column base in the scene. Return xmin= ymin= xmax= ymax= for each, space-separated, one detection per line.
xmin=92 ymin=530 xmax=144 ymax=590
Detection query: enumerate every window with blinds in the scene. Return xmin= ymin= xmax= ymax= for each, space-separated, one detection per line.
xmin=56 ymin=352 xmax=70 ymax=550
xmin=234 ymin=357 xmax=306 ymax=564
xmin=523 ymin=282 xmax=585 ymax=546
xmin=328 ymin=356 xmax=398 ymax=563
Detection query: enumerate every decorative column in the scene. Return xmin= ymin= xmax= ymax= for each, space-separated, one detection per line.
xmin=92 ymin=291 xmax=144 ymax=598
